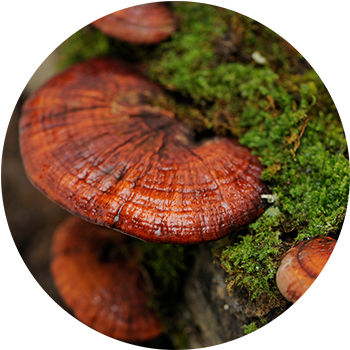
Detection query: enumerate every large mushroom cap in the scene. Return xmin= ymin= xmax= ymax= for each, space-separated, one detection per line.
xmin=92 ymin=3 xmax=176 ymax=44
xmin=51 ymin=216 xmax=163 ymax=342
xmin=20 ymin=57 xmax=269 ymax=244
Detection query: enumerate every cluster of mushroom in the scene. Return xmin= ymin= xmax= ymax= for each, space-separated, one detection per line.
xmin=18 ymin=2 xmax=337 ymax=343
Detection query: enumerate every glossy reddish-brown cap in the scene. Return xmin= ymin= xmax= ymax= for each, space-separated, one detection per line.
xmin=91 ymin=3 xmax=176 ymax=44
xmin=19 ymin=57 xmax=269 ymax=244
xmin=276 ymin=236 xmax=336 ymax=303
xmin=51 ymin=216 xmax=163 ymax=342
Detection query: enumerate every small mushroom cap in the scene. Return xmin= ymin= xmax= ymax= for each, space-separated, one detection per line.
xmin=20 ymin=57 xmax=269 ymax=244
xmin=276 ymin=236 xmax=336 ymax=303
xmin=51 ymin=216 xmax=163 ymax=342
xmin=92 ymin=3 xmax=176 ymax=44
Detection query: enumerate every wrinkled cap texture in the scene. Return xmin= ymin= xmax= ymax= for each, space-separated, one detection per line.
xmin=92 ymin=3 xmax=176 ymax=44
xmin=51 ymin=216 xmax=163 ymax=342
xmin=276 ymin=236 xmax=336 ymax=303
xmin=20 ymin=57 xmax=269 ymax=244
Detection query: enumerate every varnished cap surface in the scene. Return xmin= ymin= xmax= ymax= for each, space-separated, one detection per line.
xmin=92 ymin=3 xmax=176 ymax=44
xmin=51 ymin=216 xmax=163 ymax=342
xmin=20 ymin=57 xmax=269 ymax=244
xmin=276 ymin=236 xmax=336 ymax=303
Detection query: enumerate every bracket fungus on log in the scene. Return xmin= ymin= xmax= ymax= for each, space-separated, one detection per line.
xmin=276 ymin=237 xmax=350 ymax=350
xmin=92 ymin=3 xmax=176 ymax=44
xmin=276 ymin=236 xmax=336 ymax=303
xmin=19 ymin=57 xmax=269 ymax=244
xmin=51 ymin=215 xmax=163 ymax=342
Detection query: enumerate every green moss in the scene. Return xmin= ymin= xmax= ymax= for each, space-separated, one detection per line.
xmin=135 ymin=240 xmax=195 ymax=347
xmin=57 ymin=25 xmax=156 ymax=71
xmin=57 ymin=0 xmax=349 ymax=323
xmin=148 ymin=3 xmax=227 ymax=100
xmin=221 ymin=207 xmax=284 ymax=299
xmin=243 ymin=322 xmax=258 ymax=334
xmin=136 ymin=241 xmax=195 ymax=292
xmin=168 ymin=313 xmax=190 ymax=349
xmin=148 ymin=3 xmax=349 ymax=300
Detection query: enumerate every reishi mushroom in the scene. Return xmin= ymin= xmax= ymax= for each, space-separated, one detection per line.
xmin=276 ymin=237 xmax=350 ymax=350
xmin=51 ymin=215 xmax=163 ymax=342
xmin=276 ymin=236 xmax=336 ymax=303
xmin=19 ymin=57 xmax=269 ymax=244
xmin=92 ymin=3 xmax=176 ymax=44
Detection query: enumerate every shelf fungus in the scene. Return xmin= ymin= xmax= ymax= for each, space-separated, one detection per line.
xmin=276 ymin=236 xmax=336 ymax=303
xmin=92 ymin=3 xmax=176 ymax=44
xmin=51 ymin=216 xmax=163 ymax=342
xmin=20 ymin=57 xmax=269 ymax=244
xmin=276 ymin=237 xmax=350 ymax=349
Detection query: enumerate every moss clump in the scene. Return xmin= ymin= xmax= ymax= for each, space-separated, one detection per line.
xmin=145 ymin=3 xmax=349 ymax=300
xmin=221 ymin=207 xmax=285 ymax=299
xmin=135 ymin=240 xmax=196 ymax=346
xmin=243 ymin=322 xmax=258 ymax=334
xmin=147 ymin=2 xmax=311 ymax=136
xmin=136 ymin=241 xmax=195 ymax=292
